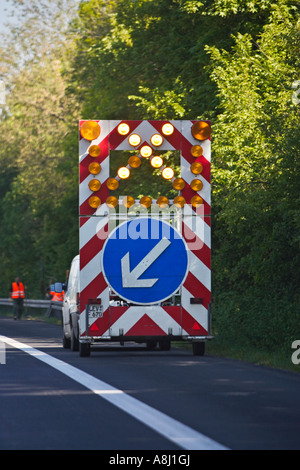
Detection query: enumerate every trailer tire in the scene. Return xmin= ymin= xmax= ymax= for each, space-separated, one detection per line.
xmin=63 ymin=332 xmax=71 ymax=349
xmin=71 ymin=326 xmax=79 ymax=352
xmin=192 ymin=342 xmax=205 ymax=356
xmin=158 ymin=340 xmax=171 ymax=351
xmin=79 ymin=341 xmax=90 ymax=357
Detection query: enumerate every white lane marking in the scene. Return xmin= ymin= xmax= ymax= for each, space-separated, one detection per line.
xmin=0 ymin=335 xmax=229 ymax=450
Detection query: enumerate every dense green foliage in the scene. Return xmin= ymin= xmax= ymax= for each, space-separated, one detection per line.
xmin=0 ymin=0 xmax=299 ymax=356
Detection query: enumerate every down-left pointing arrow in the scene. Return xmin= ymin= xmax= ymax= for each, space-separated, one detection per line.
xmin=121 ymin=237 xmax=171 ymax=288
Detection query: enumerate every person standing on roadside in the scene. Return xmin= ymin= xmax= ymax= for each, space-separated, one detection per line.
xmin=9 ymin=277 xmax=25 ymax=320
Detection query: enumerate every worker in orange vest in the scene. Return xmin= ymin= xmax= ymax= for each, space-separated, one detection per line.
xmin=10 ymin=277 xmax=25 ymax=320
xmin=48 ymin=282 xmax=64 ymax=302
xmin=51 ymin=291 xmax=64 ymax=302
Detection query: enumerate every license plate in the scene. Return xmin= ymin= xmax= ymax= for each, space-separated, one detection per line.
xmin=87 ymin=304 xmax=103 ymax=319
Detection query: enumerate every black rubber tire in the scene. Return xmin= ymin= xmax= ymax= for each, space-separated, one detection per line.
xmin=71 ymin=326 xmax=79 ymax=352
xmin=79 ymin=341 xmax=91 ymax=357
xmin=62 ymin=332 xmax=71 ymax=349
xmin=192 ymin=342 xmax=205 ymax=356
xmin=158 ymin=340 xmax=171 ymax=351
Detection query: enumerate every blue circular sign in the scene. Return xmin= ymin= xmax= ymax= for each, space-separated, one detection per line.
xmin=102 ymin=217 xmax=189 ymax=305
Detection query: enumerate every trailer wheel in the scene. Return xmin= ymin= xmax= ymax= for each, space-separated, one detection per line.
xmin=192 ymin=342 xmax=205 ymax=356
xmin=146 ymin=341 xmax=157 ymax=350
xmin=71 ymin=326 xmax=79 ymax=352
xmin=63 ymin=332 xmax=71 ymax=349
xmin=158 ymin=340 xmax=171 ymax=351
xmin=79 ymin=341 xmax=90 ymax=357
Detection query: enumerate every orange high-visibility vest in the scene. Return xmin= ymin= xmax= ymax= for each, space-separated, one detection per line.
xmin=51 ymin=291 xmax=64 ymax=302
xmin=11 ymin=282 xmax=25 ymax=299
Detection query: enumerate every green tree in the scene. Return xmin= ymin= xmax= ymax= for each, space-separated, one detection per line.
xmin=70 ymin=0 xmax=282 ymax=120
xmin=0 ymin=0 xmax=79 ymax=297
xmin=206 ymin=1 xmax=300 ymax=351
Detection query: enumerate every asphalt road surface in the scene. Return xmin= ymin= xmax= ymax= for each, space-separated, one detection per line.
xmin=0 ymin=316 xmax=300 ymax=451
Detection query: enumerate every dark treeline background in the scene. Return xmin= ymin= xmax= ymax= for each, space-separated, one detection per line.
xmin=0 ymin=0 xmax=299 ymax=355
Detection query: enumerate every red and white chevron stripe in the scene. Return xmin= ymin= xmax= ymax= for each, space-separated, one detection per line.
xmin=79 ymin=120 xmax=211 ymax=340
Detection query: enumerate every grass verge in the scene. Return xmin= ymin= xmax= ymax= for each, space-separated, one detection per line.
xmin=1 ymin=307 xmax=299 ymax=373
xmin=205 ymin=337 xmax=300 ymax=373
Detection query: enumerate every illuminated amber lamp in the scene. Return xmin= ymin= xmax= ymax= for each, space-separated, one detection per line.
xmin=106 ymin=178 xmax=119 ymax=190
xmin=190 ymin=179 xmax=203 ymax=191
xmin=88 ymin=145 xmax=101 ymax=158
xmin=150 ymin=134 xmax=164 ymax=147
xmin=162 ymin=123 xmax=174 ymax=136
xmin=172 ymin=178 xmax=185 ymax=190
xmin=80 ymin=121 xmax=101 ymax=141
xmin=128 ymin=156 xmax=141 ymax=168
xmin=157 ymin=196 xmax=169 ymax=208
xmin=173 ymin=196 xmax=186 ymax=208
xmin=140 ymin=196 xmax=152 ymax=208
xmin=128 ymin=134 xmax=141 ymax=147
xmin=190 ymin=162 xmax=203 ymax=175
xmin=88 ymin=179 xmax=101 ymax=191
xmin=117 ymin=167 xmax=130 ymax=179
xmin=117 ymin=123 xmax=130 ymax=135
xmin=150 ymin=156 xmax=163 ymax=168
xmin=140 ymin=145 xmax=153 ymax=158
xmin=89 ymin=196 xmax=101 ymax=209
xmin=191 ymin=195 xmax=203 ymax=207
xmin=106 ymin=196 xmax=118 ymax=208
xmin=191 ymin=145 xmax=203 ymax=157
xmin=122 ymin=196 xmax=135 ymax=208
xmin=191 ymin=121 xmax=211 ymax=141
xmin=162 ymin=167 xmax=174 ymax=180
xmin=89 ymin=162 xmax=101 ymax=175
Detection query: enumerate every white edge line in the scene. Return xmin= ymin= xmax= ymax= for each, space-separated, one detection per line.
xmin=0 ymin=335 xmax=229 ymax=451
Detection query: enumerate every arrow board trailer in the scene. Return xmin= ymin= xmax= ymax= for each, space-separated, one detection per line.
xmin=78 ymin=120 xmax=212 ymax=356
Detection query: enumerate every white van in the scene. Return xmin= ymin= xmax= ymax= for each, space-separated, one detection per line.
xmin=62 ymin=255 xmax=80 ymax=351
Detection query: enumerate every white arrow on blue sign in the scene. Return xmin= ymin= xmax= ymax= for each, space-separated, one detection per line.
xmin=102 ymin=217 xmax=189 ymax=305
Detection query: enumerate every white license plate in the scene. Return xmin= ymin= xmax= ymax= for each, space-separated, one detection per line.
xmin=87 ymin=304 xmax=103 ymax=318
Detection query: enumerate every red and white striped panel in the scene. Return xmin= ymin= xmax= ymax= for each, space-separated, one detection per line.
xmin=180 ymin=120 xmax=211 ymax=216
xmin=79 ymin=120 xmax=211 ymax=339
xmin=182 ymin=209 xmax=211 ymax=336
xmin=79 ymin=120 xmax=211 ymax=215
xmin=79 ymin=215 xmax=210 ymax=339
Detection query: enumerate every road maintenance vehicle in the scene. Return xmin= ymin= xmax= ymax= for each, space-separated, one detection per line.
xmin=66 ymin=120 xmax=212 ymax=356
